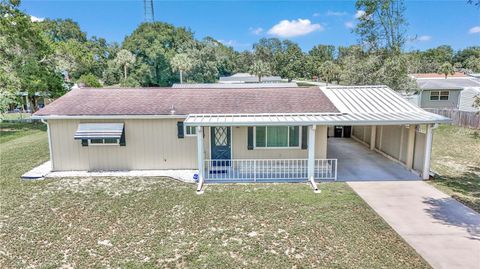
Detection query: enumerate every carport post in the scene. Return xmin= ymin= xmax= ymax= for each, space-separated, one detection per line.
xmin=406 ymin=125 xmax=416 ymax=170
xmin=308 ymin=125 xmax=319 ymax=192
xmin=370 ymin=126 xmax=376 ymax=150
xmin=196 ymin=126 xmax=205 ymax=193
xmin=422 ymin=124 xmax=434 ymax=180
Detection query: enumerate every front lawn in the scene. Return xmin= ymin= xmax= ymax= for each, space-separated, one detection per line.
xmin=0 ymin=123 xmax=430 ymax=268
xmin=430 ymin=124 xmax=480 ymax=212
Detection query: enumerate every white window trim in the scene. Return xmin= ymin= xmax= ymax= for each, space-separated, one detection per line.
xmin=253 ymin=126 xmax=301 ymax=149
xmin=429 ymin=90 xmax=449 ymax=101
xmin=87 ymin=138 xmax=120 ymax=146
xmin=184 ymin=125 xmax=197 ymax=137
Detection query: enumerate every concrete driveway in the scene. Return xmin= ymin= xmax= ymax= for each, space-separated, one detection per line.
xmin=349 ymin=181 xmax=480 ymax=269
xmin=327 ymin=138 xmax=421 ymax=181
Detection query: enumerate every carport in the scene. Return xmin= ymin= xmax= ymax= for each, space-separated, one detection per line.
xmin=327 ymin=138 xmax=421 ymax=181
xmin=321 ymin=86 xmax=450 ymax=181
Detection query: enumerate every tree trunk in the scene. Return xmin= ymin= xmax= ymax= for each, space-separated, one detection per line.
xmin=124 ymin=64 xmax=128 ymax=80
xmin=180 ymin=70 xmax=183 ymax=84
xmin=28 ymin=96 xmax=38 ymax=112
xmin=258 ymin=75 xmax=262 ymax=82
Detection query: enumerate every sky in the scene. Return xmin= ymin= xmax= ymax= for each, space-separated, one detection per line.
xmin=21 ymin=0 xmax=480 ymax=52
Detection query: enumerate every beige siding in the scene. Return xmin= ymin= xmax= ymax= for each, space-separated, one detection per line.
xmin=49 ymin=120 xmax=328 ymax=171
xmin=49 ymin=119 xmax=200 ymax=171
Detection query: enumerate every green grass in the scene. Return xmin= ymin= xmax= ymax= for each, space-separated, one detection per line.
xmin=0 ymin=112 xmax=31 ymax=121
xmin=430 ymin=124 xmax=480 ymax=212
xmin=0 ymin=122 xmax=46 ymax=144
xmin=0 ymin=123 xmax=430 ymax=268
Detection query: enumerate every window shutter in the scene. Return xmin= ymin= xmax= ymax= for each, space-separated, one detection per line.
xmin=81 ymin=139 xmax=88 ymax=147
xmin=177 ymin=122 xmax=184 ymax=138
xmin=120 ymin=127 xmax=126 ymax=146
xmin=301 ymin=126 xmax=308 ymax=149
xmin=247 ymin=127 xmax=254 ymax=150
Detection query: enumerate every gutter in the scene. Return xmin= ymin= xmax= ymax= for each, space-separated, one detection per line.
xmin=32 ymin=115 xmax=188 ymax=120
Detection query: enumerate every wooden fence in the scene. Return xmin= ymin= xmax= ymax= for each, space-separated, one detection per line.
xmin=425 ymin=108 xmax=480 ymax=129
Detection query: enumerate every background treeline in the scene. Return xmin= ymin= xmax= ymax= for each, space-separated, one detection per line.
xmin=1 ymin=0 xmax=480 ymax=112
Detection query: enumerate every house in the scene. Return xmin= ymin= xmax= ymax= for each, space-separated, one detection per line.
xmin=219 ymin=73 xmax=284 ymax=84
xmin=172 ymin=82 xmax=298 ymax=88
xmin=32 ymin=86 xmax=449 ymax=193
xmin=409 ymin=73 xmax=480 ymax=111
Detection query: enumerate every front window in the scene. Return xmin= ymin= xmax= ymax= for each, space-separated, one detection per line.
xmin=430 ymin=91 xmax=449 ymax=101
xmin=255 ymin=126 xmax=300 ymax=148
xmin=185 ymin=125 xmax=196 ymax=136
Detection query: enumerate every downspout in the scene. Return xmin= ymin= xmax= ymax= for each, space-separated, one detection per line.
xmin=41 ymin=119 xmax=54 ymax=171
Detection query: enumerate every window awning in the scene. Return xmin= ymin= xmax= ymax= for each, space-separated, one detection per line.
xmin=74 ymin=123 xmax=124 ymax=140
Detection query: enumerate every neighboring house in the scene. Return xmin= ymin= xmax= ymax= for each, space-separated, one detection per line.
xmin=33 ymin=86 xmax=449 ymax=192
xmin=172 ymin=82 xmax=298 ymax=88
xmin=458 ymin=87 xmax=480 ymax=112
xmin=409 ymin=73 xmax=480 ymax=111
xmin=219 ymin=73 xmax=284 ymax=84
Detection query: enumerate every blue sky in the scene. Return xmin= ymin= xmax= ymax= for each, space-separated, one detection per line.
xmin=21 ymin=0 xmax=480 ymax=52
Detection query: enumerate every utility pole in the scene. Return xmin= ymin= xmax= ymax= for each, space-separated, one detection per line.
xmin=144 ymin=0 xmax=155 ymax=22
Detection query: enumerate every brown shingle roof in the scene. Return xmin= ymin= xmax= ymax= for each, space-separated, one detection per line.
xmin=34 ymin=87 xmax=339 ymax=116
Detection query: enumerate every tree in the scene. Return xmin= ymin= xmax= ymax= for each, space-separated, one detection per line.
xmin=249 ymin=60 xmax=270 ymax=82
xmin=0 ymin=0 xmax=66 ymax=111
xmin=170 ymin=53 xmax=193 ymax=83
xmin=439 ymin=62 xmax=454 ymax=78
xmin=114 ymin=49 xmax=136 ymax=80
xmin=77 ymin=74 xmax=102 ymax=87
xmin=277 ymin=40 xmax=305 ymax=81
xmin=318 ymin=61 xmax=340 ymax=85
xmin=122 ymin=22 xmax=196 ymax=86
xmin=464 ymin=56 xmax=480 ymax=73
xmin=355 ymin=0 xmax=407 ymax=52
xmin=306 ymin=45 xmax=336 ymax=79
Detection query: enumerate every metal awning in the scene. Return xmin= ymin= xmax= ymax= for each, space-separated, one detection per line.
xmin=74 ymin=123 xmax=124 ymax=139
xmin=184 ymin=112 xmax=450 ymax=126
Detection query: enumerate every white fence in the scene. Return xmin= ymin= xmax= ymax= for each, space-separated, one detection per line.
xmin=204 ymin=159 xmax=337 ymax=182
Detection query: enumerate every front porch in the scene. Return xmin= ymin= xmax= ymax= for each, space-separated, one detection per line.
xmin=203 ymin=158 xmax=337 ymax=183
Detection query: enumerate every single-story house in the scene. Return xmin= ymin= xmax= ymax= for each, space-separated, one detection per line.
xmin=172 ymin=82 xmax=298 ymax=88
xmin=33 ymin=86 xmax=449 ymax=192
xmin=219 ymin=73 xmax=284 ymax=84
xmin=408 ymin=73 xmax=480 ymax=111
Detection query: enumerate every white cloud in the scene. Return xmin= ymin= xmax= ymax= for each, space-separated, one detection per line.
xmin=469 ymin=26 xmax=480 ymax=34
xmin=417 ymin=35 xmax=432 ymax=41
xmin=30 ymin=15 xmax=44 ymax=22
xmin=250 ymin=27 xmax=263 ymax=35
xmin=267 ymin=19 xmax=323 ymax=38
xmin=326 ymin=10 xmax=347 ymax=16
xmin=345 ymin=21 xmax=355 ymax=29
xmin=313 ymin=12 xmax=321 ymax=17
xmin=355 ymin=10 xmax=366 ymax=19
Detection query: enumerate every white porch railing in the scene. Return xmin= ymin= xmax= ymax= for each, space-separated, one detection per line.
xmin=203 ymin=159 xmax=337 ymax=182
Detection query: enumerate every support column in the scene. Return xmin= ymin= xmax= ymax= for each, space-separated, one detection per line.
xmin=308 ymin=125 xmax=319 ymax=193
xmin=370 ymin=126 xmax=376 ymax=150
xmin=422 ymin=124 xmax=433 ymax=180
xmin=196 ymin=126 xmax=205 ymax=193
xmin=406 ymin=125 xmax=416 ymax=170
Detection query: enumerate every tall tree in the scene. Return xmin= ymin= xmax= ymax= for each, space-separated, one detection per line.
xmin=170 ymin=53 xmax=193 ymax=83
xmin=318 ymin=61 xmax=340 ymax=85
xmin=306 ymin=45 xmax=336 ymax=79
xmin=249 ymin=60 xmax=270 ymax=82
xmin=122 ymin=22 xmax=196 ymax=86
xmin=114 ymin=49 xmax=136 ymax=80
xmin=355 ymin=0 xmax=407 ymax=52
xmin=439 ymin=62 xmax=455 ymax=78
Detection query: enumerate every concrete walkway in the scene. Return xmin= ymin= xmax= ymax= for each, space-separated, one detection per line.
xmin=349 ymin=181 xmax=480 ymax=269
xmin=327 ymin=138 xmax=421 ymax=181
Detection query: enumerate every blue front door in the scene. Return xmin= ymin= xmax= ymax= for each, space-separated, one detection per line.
xmin=211 ymin=126 xmax=231 ymax=165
